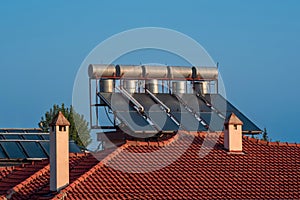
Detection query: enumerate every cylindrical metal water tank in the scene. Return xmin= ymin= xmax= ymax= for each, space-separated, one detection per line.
xmin=142 ymin=65 xmax=168 ymax=79
xmin=88 ymin=64 xmax=116 ymax=79
xmin=202 ymin=81 xmax=209 ymax=94
xmin=123 ymin=80 xmax=137 ymax=93
xmin=193 ymin=81 xmax=210 ymax=94
xmin=100 ymin=79 xmax=114 ymax=93
xmin=172 ymin=81 xmax=186 ymax=94
xmin=192 ymin=67 xmax=218 ymax=80
xmin=168 ymin=66 xmax=193 ymax=79
xmin=145 ymin=79 xmax=159 ymax=94
xmin=116 ymin=65 xmax=143 ymax=78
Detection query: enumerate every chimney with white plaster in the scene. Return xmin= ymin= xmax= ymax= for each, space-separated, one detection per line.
xmin=224 ymin=113 xmax=243 ymax=153
xmin=49 ymin=111 xmax=70 ymax=191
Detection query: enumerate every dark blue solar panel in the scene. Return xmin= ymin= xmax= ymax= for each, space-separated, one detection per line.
xmin=155 ymin=94 xmax=183 ymax=113
xmin=39 ymin=141 xmax=50 ymax=156
xmin=0 ymin=144 xmax=8 ymax=159
xmin=40 ymin=141 xmax=82 ymax=156
xmin=25 ymin=129 xmax=43 ymax=133
xmin=200 ymin=112 xmax=225 ymax=132
xmin=116 ymin=111 xmax=157 ymax=133
xmin=23 ymin=134 xmax=43 ymax=140
xmin=3 ymin=134 xmax=23 ymax=140
xmin=204 ymin=94 xmax=261 ymax=132
xmin=99 ymin=93 xmax=136 ymax=111
xmin=0 ymin=142 xmax=27 ymax=159
xmin=100 ymin=92 xmax=157 ymax=134
xmin=180 ymin=94 xmax=212 ymax=112
xmin=133 ymin=94 xmax=179 ymax=132
xmin=41 ymin=135 xmax=50 ymax=140
xmin=172 ymin=112 xmax=207 ymax=131
xmin=20 ymin=142 xmax=47 ymax=158
xmin=7 ymin=129 xmax=25 ymax=133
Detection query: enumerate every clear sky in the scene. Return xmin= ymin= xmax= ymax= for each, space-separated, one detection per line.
xmin=0 ymin=1 xmax=299 ymax=142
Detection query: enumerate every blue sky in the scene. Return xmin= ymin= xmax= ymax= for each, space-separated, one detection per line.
xmin=0 ymin=1 xmax=299 ymax=142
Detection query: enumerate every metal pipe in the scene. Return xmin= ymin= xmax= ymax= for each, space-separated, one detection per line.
xmin=116 ymin=87 xmax=144 ymax=112
xmin=146 ymin=89 xmax=171 ymax=113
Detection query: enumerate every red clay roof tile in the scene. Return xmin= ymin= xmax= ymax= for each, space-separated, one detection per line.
xmin=0 ymin=132 xmax=299 ymax=199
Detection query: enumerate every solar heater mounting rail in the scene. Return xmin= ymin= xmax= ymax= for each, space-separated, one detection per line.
xmin=116 ymin=87 xmax=144 ymax=113
xmin=146 ymin=89 xmax=170 ymax=113
xmin=131 ymin=93 xmax=180 ymax=133
xmin=174 ymin=94 xmax=211 ymax=132
xmin=145 ymin=90 xmax=189 ymax=130
xmin=98 ymin=90 xmax=160 ymax=134
xmin=196 ymin=94 xmax=226 ymax=120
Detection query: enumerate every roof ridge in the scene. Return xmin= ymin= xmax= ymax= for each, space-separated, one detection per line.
xmin=126 ymin=133 xmax=180 ymax=147
xmin=53 ymin=146 xmax=126 ymax=199
xmin=3 ymin=164 xmax=50 ymax=199
xmin=243 ymin=135 xmax=300 ymax=147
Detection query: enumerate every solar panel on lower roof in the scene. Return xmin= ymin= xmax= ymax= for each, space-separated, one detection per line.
xmin=0 ymin=142 xmax=27 ymax=159
xmin=204 ymin=94 xmax=261 ymax=132
xmin=23 ymin=134 xmax=43 ymax=140
xmin=0 ymin=145 xmax=7 ymax=159
xmin=39 ymin=141 xmax=82 ymax=156
xmin=39 ymin=141 xmax=49 ymax=156
xmin=20 ymin=142 xmax=47 ymax=158
xmin=3 ymin=135 xmax=23 ymax=140
xmin=41 ymin=135 xmax=50 ymax=140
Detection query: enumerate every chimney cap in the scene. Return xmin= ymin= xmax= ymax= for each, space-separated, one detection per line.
xmin=50 ymin=111 xmax=70 ymax=126
xmin=225 ymin=113 xmax=243 ymax=125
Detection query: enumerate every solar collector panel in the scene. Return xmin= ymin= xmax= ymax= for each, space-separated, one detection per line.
xmin=23 ymin=134 xmax=43 ymax=140
xmin=99 ymin=92 xmax=158 ymax=134
xmin=133 ymin=94 xmax=179 ymax=132
xmin=204 ymin=94 xmax=261 ymax=132
xmin=20 ymin=142 xmax=47 ymax=158
xmin=0 ymin=144 xmax=8 ymax=159
xmin=0 ymin=142 xmax=27 ymax=159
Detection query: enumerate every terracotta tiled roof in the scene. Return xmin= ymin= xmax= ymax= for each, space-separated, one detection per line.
xmin=49 ymin=112 xmax=70 ymax=126
xmin=0 ymin=132 xmax=300 ymax=199
xmin=0 ymin=148 xmax=115 ymax=200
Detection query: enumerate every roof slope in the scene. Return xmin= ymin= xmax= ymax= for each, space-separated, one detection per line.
xmin=0 ymin=133 xmax=299 ymax=199
xmin=0 ymin=148 xmax=115 ymax=200
xmin=55 ymin=133 xmax=300 ymax=200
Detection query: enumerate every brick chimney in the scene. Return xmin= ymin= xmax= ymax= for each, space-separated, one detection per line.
xmin=224 ymin=113 xmax=243 ymax=153
xmin=49 ymin=111 xmax=70 ymax=191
